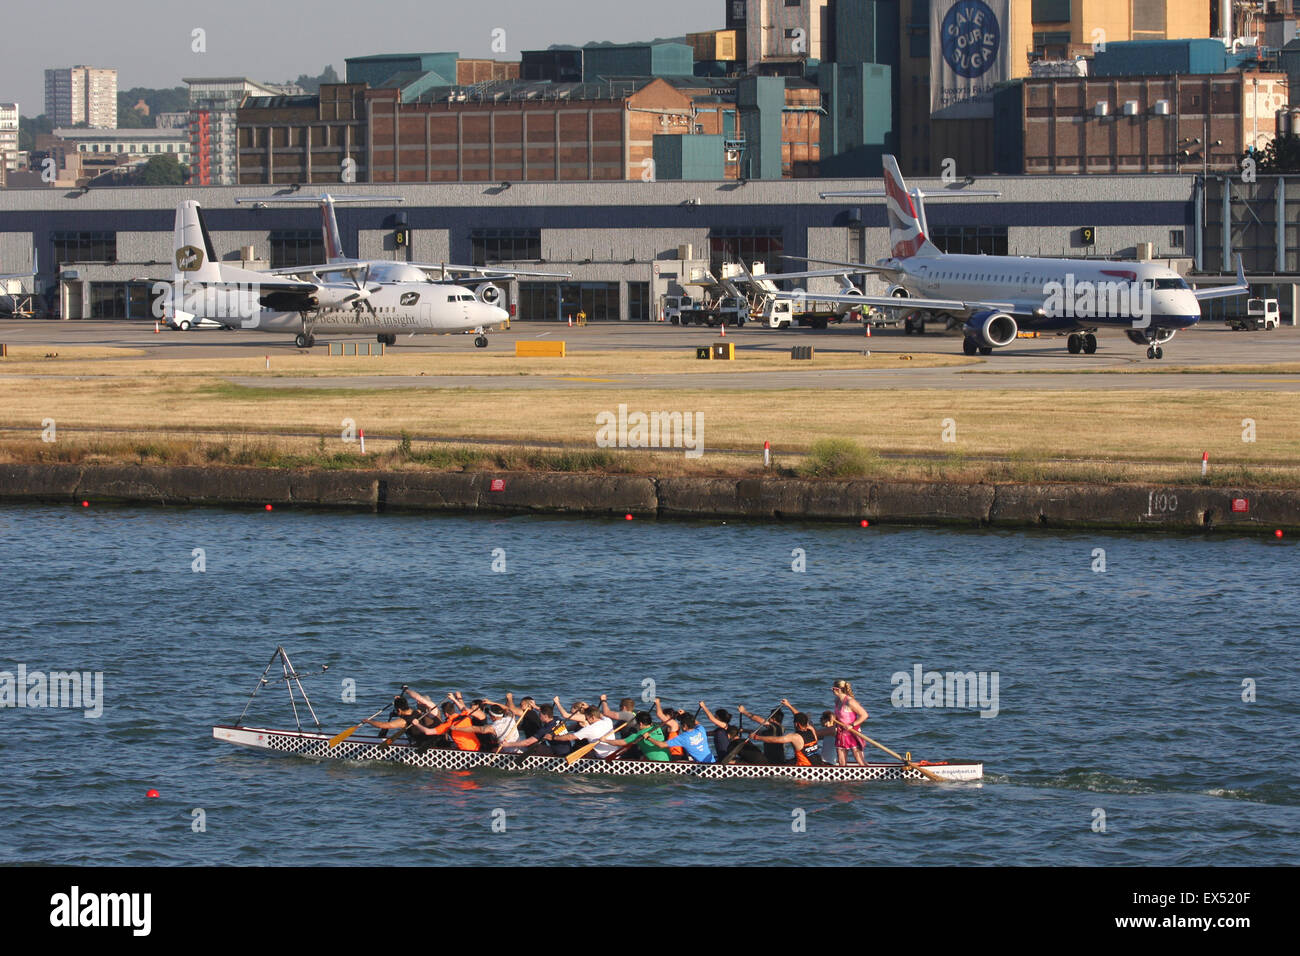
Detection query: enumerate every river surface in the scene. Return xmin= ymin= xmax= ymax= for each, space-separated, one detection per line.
xmin=1 ymin=504 xmax=1296 ymax=866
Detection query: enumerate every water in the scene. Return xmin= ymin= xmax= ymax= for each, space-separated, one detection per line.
xmin=1 ymin=504 xmax=1296 ymax=866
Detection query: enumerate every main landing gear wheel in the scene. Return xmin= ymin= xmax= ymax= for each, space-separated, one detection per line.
xmin=295 ymin=333 xmax=316 ymax=348
xmin=963 ymin=338 xmax=979 ymax=356
xmin=1067 ymin=333 xmax=1082 ymax=354
xmin=377 ymin=333 xmax=396 ymax=346
xmin=1147 ymin=345 xmax=1164 ymax=360
xmin=979 ymin=346 xmax=993 ymax=356
xmin=1083 ymin=333 xmax=1097 ymax=354
xmin=474 ymin=335 xmax=489 ymax=348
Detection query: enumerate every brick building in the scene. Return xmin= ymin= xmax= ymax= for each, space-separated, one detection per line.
xmin=237 ymin=84 xmax=369 ymax=184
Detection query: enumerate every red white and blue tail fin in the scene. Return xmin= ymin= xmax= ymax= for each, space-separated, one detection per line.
xmin=882 ymin=155 xmax=943 ymax=260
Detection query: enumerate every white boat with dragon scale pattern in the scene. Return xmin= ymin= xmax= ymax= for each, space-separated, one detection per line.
xmin=212 ymin=725 xmax=984 ymax=783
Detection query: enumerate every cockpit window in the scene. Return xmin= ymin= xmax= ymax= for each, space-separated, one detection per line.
xmin=1154 ymin=278 xmax=1188 ymax=290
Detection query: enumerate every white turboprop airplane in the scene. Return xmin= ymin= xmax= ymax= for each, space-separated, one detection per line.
xmin=772 ymin=155 xmax=1248 ymax=359
xmin=167 ymin=200 xmax=509 ymax=348
xmin=234 ymin=193 xmax=569 ymax=311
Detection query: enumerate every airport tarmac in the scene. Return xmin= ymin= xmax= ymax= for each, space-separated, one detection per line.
xmin=2 ymin=318 xmax=1299 ymax=391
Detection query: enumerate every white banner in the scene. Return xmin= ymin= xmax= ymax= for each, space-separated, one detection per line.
xmin=930 ymin=0 xmax=1011 ymax=113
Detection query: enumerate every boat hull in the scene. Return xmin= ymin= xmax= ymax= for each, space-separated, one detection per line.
xmin=213 ymin=725 xmax=984 ymax=782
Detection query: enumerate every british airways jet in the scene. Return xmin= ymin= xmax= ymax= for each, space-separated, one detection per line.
xmin=774 ymin=155 xmax=1248 ymax=359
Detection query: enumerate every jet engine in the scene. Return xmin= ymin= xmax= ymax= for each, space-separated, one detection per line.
xmin=477 ymin=283 xmax=503 ymax=306
xmin=963 ymin=310 xmax=1018 ymax=348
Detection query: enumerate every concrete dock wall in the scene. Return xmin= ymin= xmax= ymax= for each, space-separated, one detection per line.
xmin=1 ymin=463 xmax=1296 ymax=534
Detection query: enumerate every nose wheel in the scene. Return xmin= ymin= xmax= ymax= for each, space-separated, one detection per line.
xmin=294 ymin=332 xmax=316 ymax=348
xmin=474 ymin=335 xmax=489 ymax=348
xmin=1146 ymin=345 xmax=1164 ymax=360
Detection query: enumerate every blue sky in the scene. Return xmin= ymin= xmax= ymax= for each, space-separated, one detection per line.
xmin=2 ymin=0 xmax=723 ymax=113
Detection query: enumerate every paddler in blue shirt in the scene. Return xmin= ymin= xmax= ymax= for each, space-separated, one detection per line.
xmin=640 ymin=712 xmax=716 ymax=763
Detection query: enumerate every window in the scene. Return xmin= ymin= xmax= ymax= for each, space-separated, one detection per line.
xmin=52 ymin=231 xmax=116 ymax=264
xmin=929 ymin=226 xmax=1008 ymax=256
xmin=1170 ymin=229 xmax=1185 ymax=248
xmin=708 ymin=226 xmax=783 ymax=272
xmin=269 ymin=230 xmax=324 ymax=268
xmin=471 ymin=228 xmax=541 ymax=266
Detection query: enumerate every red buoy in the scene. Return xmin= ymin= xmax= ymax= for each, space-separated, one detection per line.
xmin=625 ymin=514 xmax=634 ymax=521
xmin=265 ymin=504 xmax=273 ymax=511
xmin=860 ymin=519 xmax=870 ymax=527
xmin=146 ymin=789 xmax=159 ymax=798
xmin=80 ymin=500 xmax=88 ymax=508
xmin=1276 ymin=530 xmax=1284 ymax=539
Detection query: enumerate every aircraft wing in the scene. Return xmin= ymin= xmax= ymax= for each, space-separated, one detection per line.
xmin=768 ymin=289 xmax=1020 ymax=314
xmin=180 ymin=277 xmax=320 ymax=294
xmin=780 ymin=255 xmax=899 ymax=275
xmin=408 ymin=262 xmax=573 ymax=279
xmin=757 ymin=267 xmax=889 ymax=282
xmin=818 ymin=188 xmax=1001 ymax=199
xmin=1192 ymin=256 xmax=1248 ymax=302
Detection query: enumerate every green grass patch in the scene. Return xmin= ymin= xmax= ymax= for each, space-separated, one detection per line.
xmin=800 ymin=438 xmax=879 ymax=478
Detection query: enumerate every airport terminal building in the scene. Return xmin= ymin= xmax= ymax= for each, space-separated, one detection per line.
xmin=0 ymin=172 xmax=1293 ymax=323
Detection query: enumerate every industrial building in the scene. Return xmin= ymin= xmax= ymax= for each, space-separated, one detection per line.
xmin=237 ymin=84 xmax=369 ymax=185
xmin=0 ymin=171 xmax=1287 ymax=324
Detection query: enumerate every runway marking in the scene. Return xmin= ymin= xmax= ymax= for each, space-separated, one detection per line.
xmin=550 ymin=376 xmax=620 ymax=383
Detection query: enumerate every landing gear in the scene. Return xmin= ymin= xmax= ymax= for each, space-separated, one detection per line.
xmin=962 ymin=338 xmax=979 ymax=356
xmin=377 ymin=333 xmax=396 ymax=346
xmin=978 ymin=346 xmax=993 ymax=356
xmin=904 ymin=312 xmax=926 ymax=335
xmin=1127 ymin=328 xmax=1174 ymax=360
xmin=295 ymin=311 xmax=317 ymax=349
xmin=1067 ymin=332 xmax=1098 ymax=354
xmin=474 ymin=335 xmax=489 ymax=348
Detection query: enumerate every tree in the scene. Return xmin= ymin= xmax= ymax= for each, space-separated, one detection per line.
xmin=290 ymin=65 xmax=341 ymax=94
xmin=1249 ymin=134 xmax=1300 ymax=174
xmin=18 ymin=114 xmax=53 ymax=152
xmin=136 ymin=154 xmax=187 ymax=186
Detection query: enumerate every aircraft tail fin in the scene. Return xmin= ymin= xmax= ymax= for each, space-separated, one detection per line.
xmin=173 ymin=201 xmax=223 ymax=282
xmin=882 ymin=155 xmax=943 ymax=260
xmin=321 ymin=197 xmax=345 ymax=261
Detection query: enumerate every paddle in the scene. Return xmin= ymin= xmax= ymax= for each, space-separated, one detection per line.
xmin=380 ymin=705 xmax=436 ymax=748
xmin=720 ymin=704 xmax=782 ymax=766
xmin=565 ymin=720 xmax=631 ymax=764
xmin=328 ymin=706 xmax=388 ymax=748
xmin=835 ymin=721 xmax=946 ymax=783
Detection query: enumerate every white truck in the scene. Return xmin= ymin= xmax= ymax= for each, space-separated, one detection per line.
xmin=1228 ymin=298 xmax=1280 ymax=331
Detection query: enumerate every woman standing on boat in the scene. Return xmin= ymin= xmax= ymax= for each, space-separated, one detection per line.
xmin=831 ymin=679 xmax=868 ymax=766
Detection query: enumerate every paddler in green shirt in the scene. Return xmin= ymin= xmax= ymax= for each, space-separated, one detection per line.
xmin=607 ymin=711 xmax=671 ymax=761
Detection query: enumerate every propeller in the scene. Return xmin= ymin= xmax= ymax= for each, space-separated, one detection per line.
xmin=342 ymin=263 xmax=380 ymax=313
